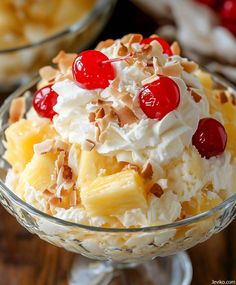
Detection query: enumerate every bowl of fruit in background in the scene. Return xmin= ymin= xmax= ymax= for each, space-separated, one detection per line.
xmin=0 ymin=32 xmax=236 ymax=285
xmin=0 ymin=0 xmax=116 ymax=92
xmin=132 ymin=0 xmax=236 ymax=83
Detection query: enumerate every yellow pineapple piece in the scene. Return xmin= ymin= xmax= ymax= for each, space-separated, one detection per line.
xmin=16 ymin=152 xmax=57 ymax=197
xmin=4 ymin=119 xmax=57 ymax=172
xmin=225 ymin=123 xmax=236 ymax=156
xmin=218 ymin=102 xmax=236 ymax=153
xmin=182 ymin=192 xmax=222 ymax=217
xmin=78 ymin=149 xmax=124 ymax=185
xmin=81 ymin=169 xmax=147 ymax=216
xmin=48 ymin=189 xmax=73 ymax=210
xmin=204 ymin=90 xmax=236 ymax=155
xmin=195 ymin=70 xmax=214 ymax=90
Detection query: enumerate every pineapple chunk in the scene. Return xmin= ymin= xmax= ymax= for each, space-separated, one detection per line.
xmin=81 ymin=170 xmax=147 ymax=216
xmin=195 ymin=70 xmax=214 ymax=90
xmin=225 ymin=123 xmax=236 ymax=156
xmin=16 ymin=152 xmax=57 ymax=197
xmin=204 ymin=91 xmax=236 ymax=155
xmin=182 ymin=192 xmax=222 ymax=217
xmin=4 ymin=119 xmax=56 ymax=172
xmin=78 ymin=149 xmax=124 ymax=185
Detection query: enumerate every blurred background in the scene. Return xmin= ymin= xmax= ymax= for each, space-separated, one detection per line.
xmin=0 ymin=0 xmax=235 ymax=284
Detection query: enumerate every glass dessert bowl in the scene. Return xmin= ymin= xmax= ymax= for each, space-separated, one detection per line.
xmin=0 ymin=0 xmax=116 ymax=92
xmin=0 ymin=34 xmax=236 ymax=285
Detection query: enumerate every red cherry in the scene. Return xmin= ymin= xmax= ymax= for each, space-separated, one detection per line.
xmin=72 ymin=50 xmax=115 ymax=90
xmin=220 ymin=0 xmax=236 ymax=22
xmin=139 ymin=76 xmax=180 ymax=120
xmin=141 ymin=37 xmax=173 ymax=56
xmin=221 ymin=20 xmax=236 ymax=36
xmin=33 ymin=84 xmax=58 ymax=119
xmin=192 ymin=118 xmax=227 ymax=159
xmin=195 ymin=0 xmax=219 ymax=8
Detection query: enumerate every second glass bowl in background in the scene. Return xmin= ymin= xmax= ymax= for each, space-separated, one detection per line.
xmin=0 ymin=0 xmax=117 ymax=92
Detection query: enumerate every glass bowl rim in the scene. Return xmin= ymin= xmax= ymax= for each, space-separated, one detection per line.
xmin=0 ymin=0 xmax=114 ymax=54
xmin=0 ymin=75 xmax=235 ymax=233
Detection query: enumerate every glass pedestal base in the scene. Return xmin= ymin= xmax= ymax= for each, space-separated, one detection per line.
xmin=69 ymin=252 xmax=192 ymax=285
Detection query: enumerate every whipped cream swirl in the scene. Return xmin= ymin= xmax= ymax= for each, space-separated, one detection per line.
xmin=53 ymin=39 xmax=210 ymax=173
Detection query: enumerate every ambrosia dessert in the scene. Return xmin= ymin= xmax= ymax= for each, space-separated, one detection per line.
xmin=4 ymin=34 xmax=236 ymax=228
xmin=0 ymin=0 xmax=96 ymax=49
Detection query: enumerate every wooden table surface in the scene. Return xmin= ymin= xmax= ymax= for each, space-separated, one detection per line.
xmin=0 ymin=1 xmax=235 ymax=284
xmin=0 ymin=205 xmax=235 ymax=285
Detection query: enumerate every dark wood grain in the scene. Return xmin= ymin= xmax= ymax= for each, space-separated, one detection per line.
xmin=0 ymin=205 xmax=235 ymax=285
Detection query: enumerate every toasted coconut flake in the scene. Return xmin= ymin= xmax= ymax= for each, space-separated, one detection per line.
xmin=95 ymin=108 xmax=105 ymax=119
xmin=150 ymin=183 xmax=164 ymax=198
xmin=119 ymin=93 xmax=133 ymax=108
xmin=96 ymin=39 xmax=114 ymax=50
xmin=43 ymin=189 xmax=54 ymax=196
xmin=171 ymin=41 xmax=181 ymax=56
xmin=33 ymin=139 xmax=53 ymax=155
xmin=142 ymin=44 xmax=152 ymax=53
xmin=114 ymin=106 xmax=138 ymax=127
xmin=56 ymin=71 xmax=74 ymax=82
xmin=141 ymin=74 xmax=159 ymax=86
xmin=121 ymin=34 xmax=143 ymax=46
xmin=123 ymin=163 xmax=139 ymax=172
xmin=54 ymin=138 xmax=70 ymax=152
xmin=180 ymin=209 xmax=187 ymax=220
xmin=118 ymin=43 xmax=129 ymax=56
xmin=181 ymin=61 xmax=198 ymax=73
xmin=89 ymin=112 xmax=96 ymax=123
xmin=49 ymin=196 xmax=62 ymax=206
xmin=56 ymin=167 xmax=65 ymax=195
xmin=97 ymin=99 xmax=113 ymax=105
xmin=52 ymin=51 xmax=77 ymax=73
xmin=55 ymin=151 xmax=66 ymax=174
xmin=215 ymin=90 xmax=229 ymax=104
xmin=84 ymin=139 xmax=96 ymax=151
xmin=46 ymin=202 xmax=53 ymax=215
xmin=39 ymin=66 xmax=59 ymax=82
xmin=141 ymin=162 xmax=153 ymax=180
xmin=125 ymin=57 xmax=135 ymax=66
xmin=190 ymin=89 xmax=202 ymax=103
xmin=110 ymin=77 xmax=120 ymax=93
xmin=97 ymin=109 xmax=119 ymax=133
xmin=70 ymin=190 xmax=77 ymax=207
xmin=63 ymin=165 xmax=73 ymax=180
xmin=9 ymin=97 xmax=26 ymax=124
xmin=52 ymin=51 xmax=74 ymax=64
xmin=95 ymin=122 xmax=101 ymax=142
xmin=231 ymin=94 xmax=236 ymax=105
xmin=162 ymin=62 xmax=183 ymax=77
xmin=48 ymin=183 xmax=57 ymax=192
xmin=146 ymin=60 xmax=153 ymax=67
xmin=150 ymin=34 xmax=159 ymax=38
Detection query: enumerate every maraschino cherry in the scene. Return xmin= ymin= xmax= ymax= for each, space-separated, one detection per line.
xmin=141 ymin=37 xmax=173 ymax=56
xmin=33 ymin=84 xmax=58 ymax=119
xmin=192 ymin=118 xmax=227 ymax=159
xmin=220 ymin=0 xmax=236 ymax=22
xmin=139 ymin=76 xmax=180 ymax=120
xmin=220 ymin=0 xmax=236 ymax=36
xmin=72 ymin=50 xmax=115 ymax=90
xmin=195 ymin=0 xmax=219 ymax=8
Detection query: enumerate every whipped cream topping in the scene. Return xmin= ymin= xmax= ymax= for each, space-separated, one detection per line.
xmin=52 ymin=38 xmax=210 ymax=175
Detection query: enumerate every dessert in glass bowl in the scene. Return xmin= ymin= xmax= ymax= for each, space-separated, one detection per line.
xmin=0 ymin=34 xmax=236 ymax=285
xmin=0 ymin=0 xmax=116 ymax=91
xmin=0 ymin=0 xmax=96 ymax=50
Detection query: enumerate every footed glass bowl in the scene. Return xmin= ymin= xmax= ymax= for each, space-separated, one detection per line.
xmin=0 ymin=77 xmax=235 ymax=285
